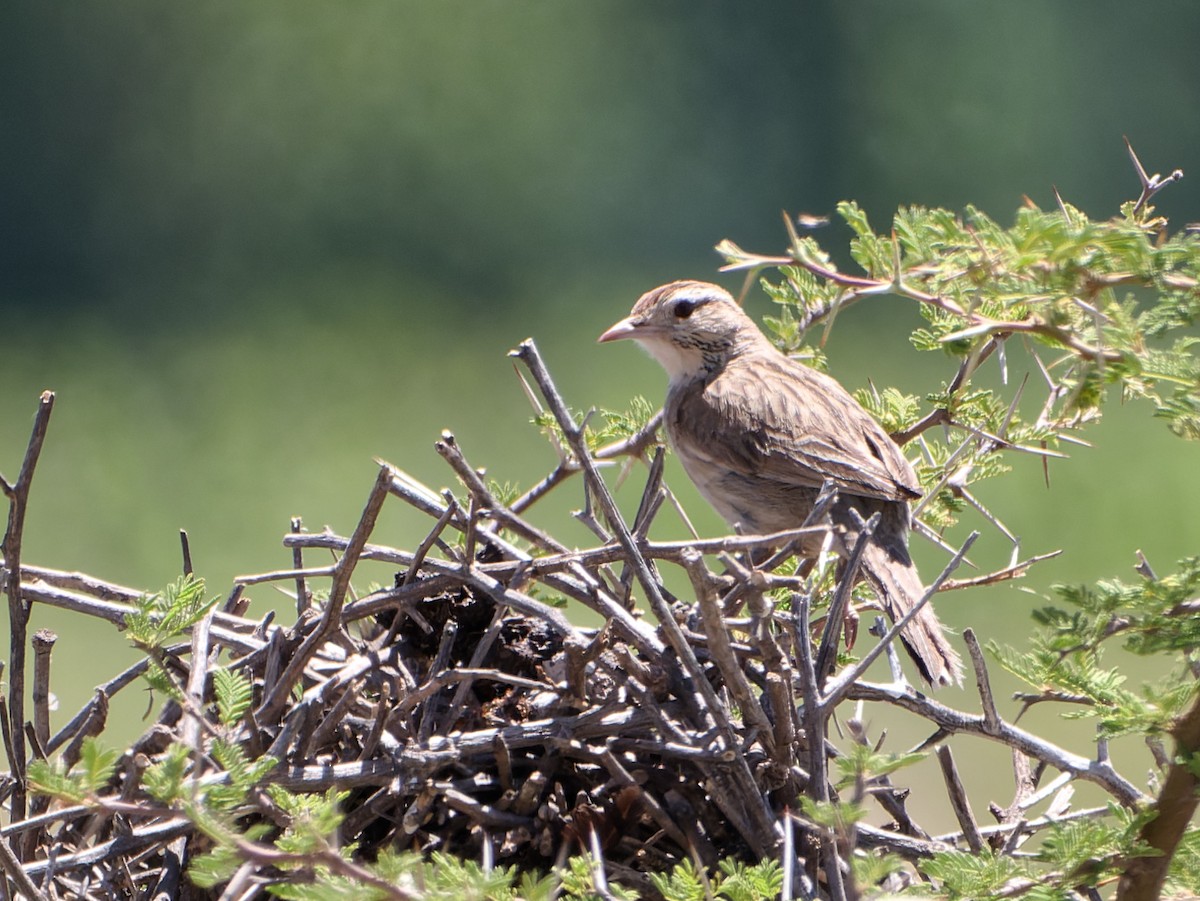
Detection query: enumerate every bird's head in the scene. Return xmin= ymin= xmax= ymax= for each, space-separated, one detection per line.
xmin=598 ymin=281 xmax=766 ymax=382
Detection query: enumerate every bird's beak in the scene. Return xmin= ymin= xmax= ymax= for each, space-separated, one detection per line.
xmin=597 ymin=315 xmax=641 ymax=344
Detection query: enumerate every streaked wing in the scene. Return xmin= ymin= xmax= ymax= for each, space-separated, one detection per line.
xmin=669 ymin=354 xmax=921 ymax=503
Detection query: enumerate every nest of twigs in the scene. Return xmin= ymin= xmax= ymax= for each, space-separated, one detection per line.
xmin=0 ymin=341 xmax=1116 ymax=900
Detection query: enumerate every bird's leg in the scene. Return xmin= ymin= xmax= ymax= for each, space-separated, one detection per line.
xmin=843 ymin=605 xmax=860 ymax=652
xmin=831 ymin=559 xmax=864 ymax=651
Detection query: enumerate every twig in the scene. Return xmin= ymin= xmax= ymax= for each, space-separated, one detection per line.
xmin=183 ymin=609 xmax=215 ymax=753
xmin=257 ymin=463 xmax=391 ymax=722
xmin=19 ymin=818 xmax=192 ymax=878
xmin=824 ymin=532 xmax=978 ymax=707
xmin=60 ymin=691 xmax=109 ymax=772
xmin=30 ymin=630 xmax=56 ymax=751
xmin=290 ymin=516 xmax=311 ymax=615
xmin=846 ymin=681 xmax=1145 ymax=806
xmin=937 ymin=804 xmax=1109 ymax=846
xmin=937 ymin=746 xmax=983 ymax=852
xmin=403 ymin=495 xmax=459 ymax=586
xmin=17 ymin=579 xmax=266 ymax=656
xmin=814 ymin=516 xmax=876 ymax=687
xmin=445 ymin=607 xmax=508 ymax=721
xmin=963 ymin=628 xmax=1000 ymax=735
xmin=436 ymin=430 xmax=565 ymax=553
xmin=0 ymin=832 xmax=48 ymax=901
xmin=793 ymin=591 xmax=842 ymax=895
xmin=1133 ymin=549 xmax=1157 ymax=581
xmin=1125 ymin=135 xmax=1184 ymax=216
xmin=684 ymin=550 xmax=774 ymax=753
xmin=2 ymin=390 xmax=55 ymax=826
xmin=417 ymin=620 xmax=458 ymax=743
xmin=152 ymin=837 xmax=185 ymax=901
xmin=508 ymin=409 xmax=665 ymax=516
xmin=179 ymin=529 xmax=193 ymax=577
xmin=939 ymin=550 xmax=1062 ymax=592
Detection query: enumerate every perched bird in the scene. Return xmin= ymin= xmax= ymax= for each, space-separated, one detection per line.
xmin=599 ymin=280 xmax=963 ymax=687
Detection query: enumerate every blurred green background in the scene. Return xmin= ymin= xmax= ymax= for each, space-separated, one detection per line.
xmin=3 ymin=2 xmax=1200 ymax=824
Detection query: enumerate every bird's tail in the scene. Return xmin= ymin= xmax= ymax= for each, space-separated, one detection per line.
xmin=859 ymin=541 xmax=964 ymax=688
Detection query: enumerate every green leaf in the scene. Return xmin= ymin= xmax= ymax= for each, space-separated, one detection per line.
xmin=592 ymin=395 xmax=657 ymax=447
xmin=796 ymin=796 xmax=866 ymax=832
xmin=213 ymin=668 xmax=255 ymax=728
xmin=28 ymin=759 xmax=89 ymax=804
xmin=921 ymin=848 xmax=1031 ymax=897
xmin=126 ymin=574 xmax=216 ymax=650
xmin=648 ymin=857 xmax=706 ymax=901
xmin=77 ymin=737 xmax=121 ymax=794
xmin=144 ymin=742 xmax=191 ymax=803
xmin=833 ymin=742 xmax=926 ymax=787
xmin=716 ymin=858 xmax=784 ymax=901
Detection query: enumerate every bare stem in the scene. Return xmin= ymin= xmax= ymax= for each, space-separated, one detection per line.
xmin=2 ymin=390 xmax=55 ymax=827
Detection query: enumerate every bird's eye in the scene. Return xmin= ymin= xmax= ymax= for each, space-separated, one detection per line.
xmin=673 ymin=299 xmax=697 ymax=319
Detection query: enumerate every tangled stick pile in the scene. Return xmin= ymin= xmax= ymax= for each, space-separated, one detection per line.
xmin=1 ymin=342 xmax=1134 ymax=900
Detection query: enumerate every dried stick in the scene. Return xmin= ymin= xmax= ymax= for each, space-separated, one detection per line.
xmin=257 ymin=463 xmax=391 ymax=722
xmin=0 ymin=832 xmax=48 ymax=901
xmin=2 ymin=390 xmax=54 ymax=827
xmin=290 ymin=516 xmax=311 ymax=615
xmin=179 ymin=529 xmax=193 ymax=577
xmin=16 ymin=564 xmax=270 ymax=640
xmin=436 ymin=431 xmax=564 ymax=553
xmin=936 ymin=804 xmax=1110 ymax=846
xmin=30 ymin=630 xmax=56 ymax=751
xmin=19 ymin=818 xmax=192 ymax=879
xmin=444 ymin=607 xmax=507 ymax=720
xmin=938 ymin=550 xmax=1061 ymax=592
xmin=936 ymin=746 xmax=983 ymax=852
xmin=417 ymin=620 xmax=458 ymax=743
xmin=286 ymin=508 xmax=664 ymax=657
xmin=284 ymin=522 xmax=828 ymax=583
xmin=823 ymin=532 xmax=977 ymax=708
xmin=793 ymin=591 xmax=846 ymax=901
xmin=814 ymin=516 xmax=876 ymax=687
xmin=683 ymin=550 xmax=774 ymax=752
xmin=17 ymin=579 xmax=265 ymax=656
xmin=732 ymin=556 xmax=797 ymax=765
xmin=508 ymin=408 xmax=664 ymax=516
xmin=511 ymin=340 xmax=721 ymax=716
xmin=846 ymin=681 xmax=1145 ymax=806
xmin=403 ymin=495 xmax=459 ymax=586
xmin=963 ymin=628 xmax=1000 ymax=735
xmin=149 ymin=842 xmax=183 ymax=901
xmin=183 ymin=610 xmax=214 ymax=752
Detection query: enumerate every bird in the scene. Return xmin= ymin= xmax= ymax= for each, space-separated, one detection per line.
xmin=598 ymin=280 xmax=963 ymax=687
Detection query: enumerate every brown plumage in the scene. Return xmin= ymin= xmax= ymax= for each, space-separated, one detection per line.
xmin=599 ymin=280 xmax=963 ymax=687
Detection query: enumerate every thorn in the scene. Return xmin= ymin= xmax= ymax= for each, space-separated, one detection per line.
xmin=1052 ymin=185 xmax=1070 ymax=219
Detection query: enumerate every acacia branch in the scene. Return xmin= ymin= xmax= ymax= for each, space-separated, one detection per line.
xmin=847 ymin=681 xmax=1146 ymax=807
xmin=1117 ymin=688 xmax=1200 ymax=901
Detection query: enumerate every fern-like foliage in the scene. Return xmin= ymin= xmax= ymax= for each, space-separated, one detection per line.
xmin=27 ymin=737 xmax=119 ymax=804
xmin=992 ymin=556 xmax=1200 ymax=737
xmin=125 ymin=573 xmax=215 ymax=649
xmin=919 ymin=849 xmax=1033 ymax=899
